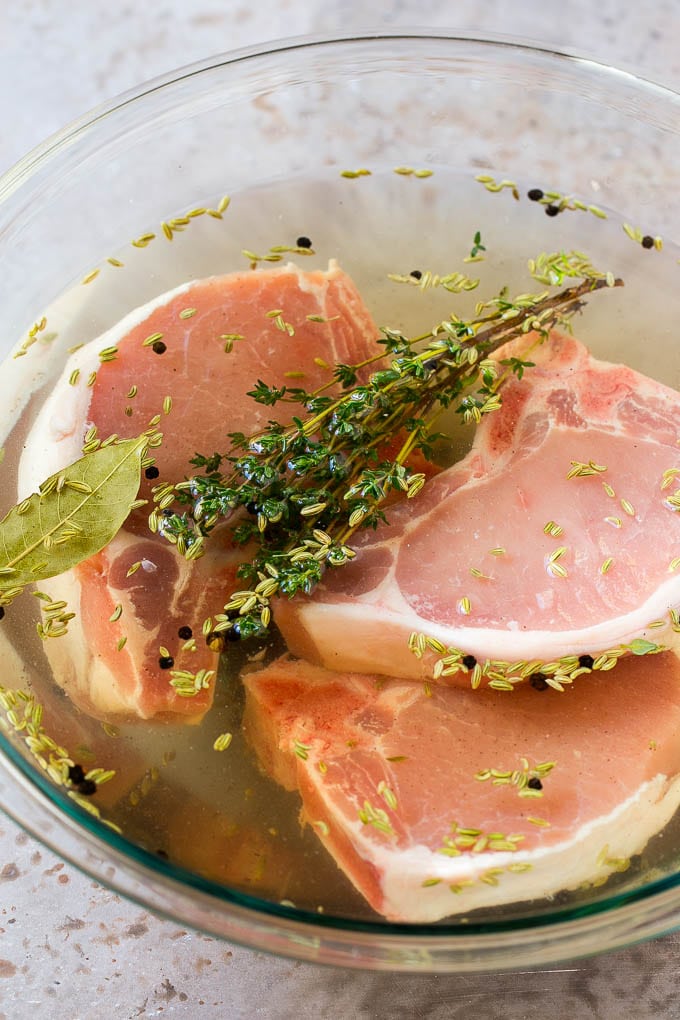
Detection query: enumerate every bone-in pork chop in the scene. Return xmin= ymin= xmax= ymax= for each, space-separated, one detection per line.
xmin=275 ymin=333 xmax=680 ymax=680
xmin=19 ymin=263 xmax=380 ymax=720
xmin=244 ymin=653 xmax=680 ymax=922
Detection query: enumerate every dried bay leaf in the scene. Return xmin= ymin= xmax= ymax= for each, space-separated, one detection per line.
xmin=0 ymin=435 xmax=150 ymax=594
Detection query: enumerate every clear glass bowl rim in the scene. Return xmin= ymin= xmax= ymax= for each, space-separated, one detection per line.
xmin=2 ymin=28 xmax=680 ymax=971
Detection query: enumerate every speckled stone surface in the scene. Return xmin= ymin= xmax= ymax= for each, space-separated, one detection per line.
xmin=2 ymin=3 xmax=680 ymax=1018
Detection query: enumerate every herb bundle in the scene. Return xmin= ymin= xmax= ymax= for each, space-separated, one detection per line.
xmin=155 ymin=252 xmax=621 ymax=641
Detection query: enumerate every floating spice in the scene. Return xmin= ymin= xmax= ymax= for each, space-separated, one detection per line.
xmin=0 ymin=686 xmax=117 ymax=827
xmin=213 ymin=732 xmax=233 ymax=752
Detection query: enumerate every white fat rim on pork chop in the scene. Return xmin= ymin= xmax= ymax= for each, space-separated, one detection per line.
xmin=374 ymin=773 xmax=680 ymax=922
xmin=17 ymin=277 xmax=194 ymax=493
xmin=26 ymin=567 xmax=125 ymax=716
xmin=10 ymin=280 xmax=197 ymax=717
xmin=0 ymin=279 xmax=154 ymax=695
xmin=289 ymin=589 xmax=680 ymax=677
xmin=13 ymin=277 xmax=199 ymax=717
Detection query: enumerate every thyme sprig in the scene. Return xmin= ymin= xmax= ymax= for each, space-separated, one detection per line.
xmin=156 ymin=258 xmax=622 ymax=641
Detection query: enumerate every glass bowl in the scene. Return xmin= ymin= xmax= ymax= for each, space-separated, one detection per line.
xmin=1 ymin=31 xmax=680 ymax=973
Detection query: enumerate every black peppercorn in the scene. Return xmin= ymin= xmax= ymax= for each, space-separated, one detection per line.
xmin=410 ymin=269 xmax=422 ymax=280
xmin=68 ymin=764 xmax=86 ymax=785
xmin=76 ymin=779 xmax=98 ymax=796
xmin=462 ymin=654 xmax=477 ymax=670
xmin=152 ymin=340 xmax=167 ymax=355
xmin=530 ymin=672 xmax=549 ymax=691
xmin=527 ymin=188 xmax=544 ymax=201
xmin=527 ymin=777 xmax=543 ymax=790
xmin=226 ymin=625 xmax=241 ymax=642
xmin=158 ymin=655 xmax=174 ymax=669
xmin=545 ymin=204 xmax=560 ymax=217
xmin=641 ymin=235 xmax=655 ymax=249
xmin=296 ymin=235 xmax=312 ymax=249
xmin=579 ymin=655 xmax=595 ymax=669
xmin=178 ymin=625 xmax=193 ymax=640
xmin=144 ymin=465 xmax=160 ymax=480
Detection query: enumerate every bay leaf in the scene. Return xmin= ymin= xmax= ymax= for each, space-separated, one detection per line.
xmin=0 ymin=435 xmax=149 ymax=592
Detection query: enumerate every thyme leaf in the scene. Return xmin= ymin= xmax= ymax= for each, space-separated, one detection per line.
xmin=469 ymin=230 xmax=486 ymax=258
xmin=627 ymin=638 xmax=663 ymax=656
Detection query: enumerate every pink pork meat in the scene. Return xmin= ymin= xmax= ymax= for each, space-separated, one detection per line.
xmin=274 ymin=333 xmax=680 ymax=681
xmin=18 ymin=263 xmax=380 ymax=720
xmin=244 ymin=653 xmax=680 ymax=922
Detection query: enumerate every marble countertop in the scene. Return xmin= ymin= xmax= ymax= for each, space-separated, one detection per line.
xmin=2 ymin=3 xmax=680 ymax=1017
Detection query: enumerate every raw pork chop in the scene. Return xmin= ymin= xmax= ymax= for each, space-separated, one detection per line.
xmin=275 ymin=333 xmax=680 ymax=680
xmin=19 ymin=263 xmax=379 ymax=720
xmin=244 ymin=653 xmax=680 ymax=922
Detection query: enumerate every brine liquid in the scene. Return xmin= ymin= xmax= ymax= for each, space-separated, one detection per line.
xmin=3 ymin=168 xmax=680 ymax=924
